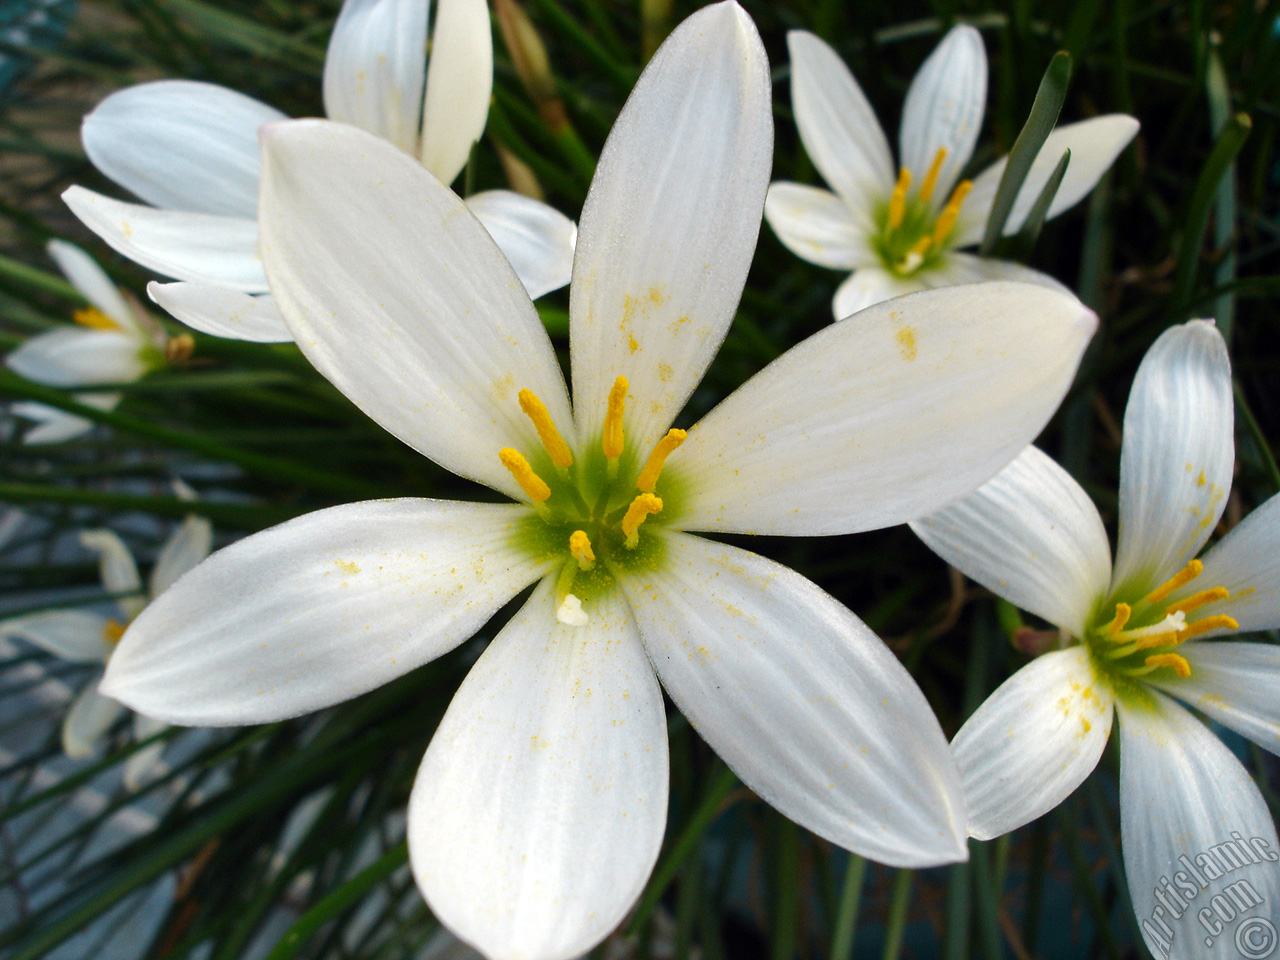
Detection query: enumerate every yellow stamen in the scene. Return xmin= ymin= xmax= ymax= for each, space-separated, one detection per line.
xmin=1102 ymin=603 xmax=1131 ymax=635
xmin=887 ymin=167 xmax=912 ymax=230
xmin=569 ymin=530 xmax=595 ymax=571
xmin=621 ymin=493 xmax=663 ymax=548
xmin=1145 ymin=559 xmax=1203 ymax=605
xmin=1131 ymin=630 xmax=1185 ymax=651
xmin=165 ymin=334 xmax=195 ymax=364
xmin=919 ymin=147 xmax=948 ymax=203
xmin=931 ymin=179 xmax=972 ymax=245
xmin=73 ymin=307 xmax=121 ymax=331
xmin=636 ymin=429 xmax=687 ymax=493
xmin=1177 ymin=614 xmax=1238 ymax=643
xmin=1165 ymin=586 xmax=1229 ymax=617
xmin=1143 ymin=653 xmax=1191 ymax=678
xmin=498 ymin=448 xmax=551 ymax=502
xmin=519 ymin=388 xmax=573 ymax=470
xmin=603 ymin=375 xmax=628 ymax=460
xmin=102 ymin=618 xmax=127 ymax=645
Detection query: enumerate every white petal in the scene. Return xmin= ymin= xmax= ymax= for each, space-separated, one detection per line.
xmin=953 ymin=115 xmax=1140 ymax=247
xmin=147 ymin=282 xmax=290 ymax=342
xmin=46 ymin=239 xmax=135 ymax=330
xmin=1112 ymin=320 xmax=1233 ymax=597
xmin=928 ymin=250 xmax=1070 ymax=291
xmin=63 ymin=681 xmax=125 ymax=759
xmin=101 ymin=500 xmax=549 ymax=725
xmin=911 ymin=446 xmax=1111 ymax=637
xmin=7 ymin=327 xmax=147 ymax=387
xmin=420 ymin=0 xmax=493 ymax=185
xmin=951 ymin=647 xmax=1113 ymax=840
xmin=569 ymin=1 xmax=772 ymax=455
xmin=1117 ymin=691 xmax=1280 ymax=960
xmin=764 ymin=182 xmax=867 ymax=271
xmin=672 ymin=282 xmax=1097 ymax=535
xmin=621 ymin=532 xmax=967 ymax=866
xmin=123 ymin=714 xmax=168 ymax=790
xmin=0 ymin=610 xmax=112 ymax=662
xmin=410 ymin=582 xmax=667 ymax=960
xmin=831 ymin=267 xmax=926 ymax=320
xmin=80 ymin=529 xmax=144 ymax=609
xmin=148 ymin=513 xmax=214 ymax=597
xmin=786 ymin=30 xmax=893 ymax=216
xmin=11 ymin=394 xmax=119 ymax=444
xmin=1154 ymin=643 xmax=1280 ymax=757
xmin=324 ymin=0 xmax=427 ymax=155
xmin=81 ymin=80 xmax=285 ymax=218
xmin=1189 ymin=492 xmax=1280 ymax=634
xmin=899 ymin=25 xmax=986 ymax=205
xmin=62 ymin=186 xmax=266 ymax=291
xmin=258 ymin=120 xmax=571 ymax=500
xmin=464 ymin=190 xmax=576 ymax=300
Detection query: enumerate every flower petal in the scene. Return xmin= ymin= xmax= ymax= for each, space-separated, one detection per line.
xmin=463 ymin=190 xmax=576 ymax=300
xmin=621 ymin=532 xmax=967 ymax=867
xmin=80 ymin=529 xmax=144 ymax=617
xmin=62 ymin=186 xmax=266 ymax=291
xmin=63 ymin=680 xmax=125 ymax=758
xmin=1117 ymin=691 xmax=1280 ymax=960
xmin=568 ymin=1 xmax=772 ymax=454
xmin=831 ymin=267 xmax=924 ymax=320
xmin=258 ymin=119 xmax=571 ymax=500
xmin=1154 ymin=642 xmax=1280 ymax=757
xmin=410 ymin=582 xmax=667 ymax=960
xmin=951 ymin=647 xmax=1113 ymax=840
xmin=899 ymin=25 xmax=986 ymax=205
xmin=81 ymin=80 xmax=285 ymax=218
xmin=953 ymin=115 xmax=1140 ymax=248
xmin=927 ymin=250 xmax=1069 ymax=291
xmin=123 ymin=714 xmax=168 ymax=790
xmin=0 ymin=610 xmax=112 ymax=662
xmin=7 ymin=327 xmax=148 ymax=387
xmin=764 ymin=182 xmax=868 ymax=271
xmin=786 ymin=30 xmax=894 ymax=216
xmin=911 ymin=446 xmax=1111 ymax=637
xmin=147 ymin=282 xmax=290 ymax=342
xmin=420 ymin=0 xmax=493 ymax=185
xmin=46 ymin=240 xmax=135 ymax=331
xmin=11 ymin=394 xmax=119 ymax=444
xmin=323 ymin=0 xmax=428 ymax=155
xmin=101 ymin=500 xmax=548 ymax=725
xmin=148 ymin=513 xmax=214 ymax=598
xmin=1112 ymin=320 xmax=1233 ymax=597
xmin=673 ymin=282 xmax=1097 ymax=535
xmin=1187 ymin=491 xmax=1280 ymax=634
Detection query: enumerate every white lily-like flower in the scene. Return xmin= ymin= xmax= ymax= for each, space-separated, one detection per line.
xmin=913 ymin=320 xmax=1280 ymax=960
xmin=766 ymin=26 xmax=1139 ymax=319
xmin=7 ymin=240 xmax=173 ymax=444
xmin=62 ymin=0 xmax=576 ymax=344
xmin=0 ymin=505 xmax=212 ymax=789
xmin=100 ymin=5 xmax=1096 ymax=958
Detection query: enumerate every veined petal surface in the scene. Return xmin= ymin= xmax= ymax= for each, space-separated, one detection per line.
xmin=149 ymin=513 xmax=214 ymax=597
xmin=1112 ymin=321 xmax=1233 ymax=596
xmin=410 ymin=583 xmax=667 ymax=960
xmin=102 ymin=500 xmax=549 ymax=725
xmin=258 ymin=120 xmax=572 ymax=500
xmin=420 ymin=0 xmax=492 ymax=185
xmin=0 ymin=610 xmax=112 ymax=662
xmin=1155 ymin=643 xmax=1280 ymax=757
xmin=786 ymin=30 xmax=893 ymax=216
xmin=63 ymin=681 xmax=125 ymax=759
xmin=899 ymin=25 xmax=986 ymax=205
xmin=148 ymin=282 xmax=290 ymax=342
xmin=323 ymin=0 xmax=427 ymax=155
xmin=464 ymin=190 xmax=576 ymax=300
xmin=81 ymin=529 xmax=144 ymax=619
xmin=1118 ymin=692 xmax=1280 ymax=960
xmin=622 ymin=533 xmax=967 ymax=866
xmin=81 ymin=80 xmax=284 ymax=218
xmin=952 ymin=647 xmax=1113 ymax=840
xmin=912 ymin=446 xmax=1111 ymax=637
xmin=1189 ymin=491 xmax=1280 ymax=634
xmin=927 ymin=251 xmax=1069 ymax=290
xmin=63 ymin=187 xmax=266 ymax=291
xmin=7 ymin=327 xmax=148 ymax=388
xmin=764 ymin=182 xmax=868 ymax=271
xmin=47 ymin=240 xmax=135 ymax=330
xmin=831 ymin=267 xmax=925 ymax=320
xmin=673 ymin=283 xmax=1097 ymax=535
xmin=569 ymin=1 xmax=772 ymax=454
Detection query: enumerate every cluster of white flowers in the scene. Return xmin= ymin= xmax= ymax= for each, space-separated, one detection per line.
xmin=3 ymin=1 xmax=1274 ymax=959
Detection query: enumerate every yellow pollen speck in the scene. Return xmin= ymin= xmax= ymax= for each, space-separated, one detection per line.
xmin=919 ymin=147 xmax=948 ymax=203
xmin=1177 ymin=614 xmax=1238 ymax=642
xmin=1081 ymin=716 xmax=1092 ymax=734
xmin=1146 ymin=559 xmax=1203 ymax=604
xmin=334 ymin=560 xmax=360 ymax=575
xmin=1145 ymin=653 xmax=1191 ymax=678
xmin=932 ymin=180 xmax=972 ymax=245
xmin=628 ymin=333 xmax=639 ymax=354
xmin=1165 ymin=586 xmax=1229 ymax=617
xmin=518 ymin=388 xmax=572 ymax=469
xmin=1196 ymin=470 xmax=1207 ymax=486
xmin=73 ymin=307 xmax=121 ymax=331
xmin=569 ymin=530 xmax=595 ymax=571
xmin=895 ymin=325 xmax=918 ymax=362
xmin=887 ymin=167 xmax=912 ymax=230
xmin=622 ymin=493 xmax=662 ymax=548
xmin=636 ymin=429 xmax=686 ymax=493
xmin=102 ymin=618 xmax=127 ymax=646
xmin=603 ymin=376 xmax=628 ymax=459
xmin=499 ymin=448 xmax=551 ymax=502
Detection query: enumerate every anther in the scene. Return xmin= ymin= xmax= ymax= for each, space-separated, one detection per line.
xmin=919 ymin=147 xmax=948 ymax=203
xmin=931 ymin=180 xmax=972 ymax=245
xmin=1145 ymin=559 xmax=1203 ymax=605
xmin=102 ymin=618 xmax=127 ymax=645
xmin=1143 ymin=653 xmax=1191 ymax=678
xmin=887 ymin=168 xmax=912 ymax=230
xmin=499 ymin=448 xmax=551 ymax=503
xmin=165 ymin=334 xmax=195 ymax=363
xmin=1176 ymin=614 xmax=1238 ymax=643
xmin=1102 ymin=603 xmax=1131 ymax=636
xmin=519 ymin=388 xmax=573 ymax=470
xmin=1165 ymin=586 xmax=1229 ymax=617
xmin=621 ymin=493 xmax=663 ymax=548
xmin=636 ymin=429 xmax=687 ymax=493
xmin=603 ymin=376 xmax=628 ymax=461
xmin=569 ymin=530 xmax=595 ymax=571
xmin=73 ymin=307 xmax=121 ymax=331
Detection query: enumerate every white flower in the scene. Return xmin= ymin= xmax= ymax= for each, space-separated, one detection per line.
xmin=766 ymin=26 xmax=1139 ymax=319
xmin=62 ymin=0 xmax=577 ymax=344
xmin=913 ymin=320 xmax=1280 ymax=960
xmin=100 ymin=5 xmax=1096 ymax=959
xmin=0 ymin=505 xmax=212 ymax=788
xmin=7 ymin=240 xmax=170 ymax=444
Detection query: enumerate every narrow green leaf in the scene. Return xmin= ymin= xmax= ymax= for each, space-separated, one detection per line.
xmin=1015 ymin=148 xmax=1070 ymax=250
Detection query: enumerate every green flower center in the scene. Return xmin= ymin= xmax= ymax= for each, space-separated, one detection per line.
xmin=872 ymin=148 xmax=972 ymax=278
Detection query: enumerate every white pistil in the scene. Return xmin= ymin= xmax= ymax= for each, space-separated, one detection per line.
xmin=556 ymin=593 xmax=589 ymax=627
